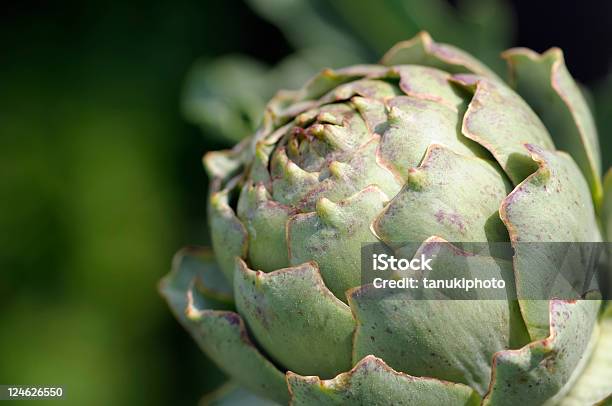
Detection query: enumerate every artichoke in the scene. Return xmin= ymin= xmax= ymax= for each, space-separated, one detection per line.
xmin=161 ymin=32 xmax=612 ymax=405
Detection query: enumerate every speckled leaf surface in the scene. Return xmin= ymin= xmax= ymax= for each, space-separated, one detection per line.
xmin=452 ymin=74 xmax=555 ymax=184
xmin=287 ymin=356 xmax=480 ymax=406
xmin=408 ymin=237 xmax=521 ymax=302
xmin=558 ymin=304 xmax=612 ymax=405
xmin=483 ymin=300 xmax=600 ymax=406
xmin=294 ymin=136 xmax=401 ymax=211
xmin=500 ymin=144 xmax=601 ymax=340
xmin=378 ymin=97 xmax=484 ymax=180
xmin=237 ymin=183 xmax=293 ymax=272
xmin=250 ymin=141 xmax=275 ymax=185
xmin=350 ymin=96 xmax=387 ymax=134
xmin=288 ymin=186 xmax=389 ymax=299
xmin=348 ymin=247 xmax=527 ymax=395
xmin=374 ymin=144 xmax=511 ymax=248
xmin=392 ymin=65 xmax=465 ymax=109
xmin=159 ymin=249 xmax=288 ymax=404
xmin=234 ymin=259 xmax=355 ymax=378
xmin=270 ymin=147 xmax=320 ymax=206
xmin=503 ymin=48 xmax=602 ymax=202
xmin=186 ymin=301 xmax=289 ymax=403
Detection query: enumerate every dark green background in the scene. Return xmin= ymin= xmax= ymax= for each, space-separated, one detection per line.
xmin=0 ymin=1 xmax=610 ymax=405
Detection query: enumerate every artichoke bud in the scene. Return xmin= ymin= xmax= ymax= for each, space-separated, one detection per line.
xmin=162 ymin=31 xmax=612 ymax=406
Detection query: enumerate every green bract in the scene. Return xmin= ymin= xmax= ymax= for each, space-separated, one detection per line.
xmin=161 ymin=32 xmax=612 ymax=405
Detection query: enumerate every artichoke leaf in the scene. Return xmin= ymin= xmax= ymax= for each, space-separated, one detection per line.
xmin=393 ymin=65 xmax=465 ymax=110
xmin=503 ymin=47 xmax=602 ymax=203
xmin=287 ymin=355 xmax=480 ymax=406
xmin=267 ymin=90 xmax=316 ymax=128
xmin=452 ymin=74 xmax=555 ymax=184
xmin=348 ymin=238 xmax=528 ymax=395
xmin=381 ymin=31 xmax=501 ymax=82
xmin=249 ymin=141 xmax=275 ymax=187
xmin=374 ymin=143 xmax=512 ymax=250
xmin=237 ymin=182 xmax=293 ymax=272
xmin=270 ymin=147 xmax=320 ymax=206
xmin=351 ymin=96 xmax=388 ymax=135
xmin=407 ymin=236 xmax=520 ymax=303
xmin=557 ymin=304 xmax=612 ymax=405
xmin=299 ymin=103 xmax=371 ymax=155
xmin=293 ymin=66 xmax=383 ymax=103
xmin=208 ymin=179 xmax=249 ymax=283
xmin=500 ymin=144 xmax=601 ymax=340
xmin=318 ymin=78 xmax=400 ymax=105
xmin=295 ymin=135 xmax=401 ymax=211
xmin=203 ymin=137 xmax=251 ymax=183
xmin=288 ymin=185 xmax=390 ymax=299
xmin=483 ymin=300 xmax=601 ymax=406
xmin=250 ymin=121 xmax=295 ymax=187
xmin=234 ymin=259 xmax=355 ymax=379
xmin=159 ymin=247 xmax=233 ymax=327
xmin=160 ymin=253 xmax=288 ymax=404
xmin=377 ymin=96 xmax=486 ymax=180
xmin=185 ymin=287 xmax=289 ymax=404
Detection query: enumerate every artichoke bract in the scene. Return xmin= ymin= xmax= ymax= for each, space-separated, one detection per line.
xmin=161 ymin=32 xmax=612 ymax=405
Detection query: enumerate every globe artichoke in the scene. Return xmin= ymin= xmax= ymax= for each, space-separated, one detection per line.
xmin=161 ymin=32 xmax=612 ymax=405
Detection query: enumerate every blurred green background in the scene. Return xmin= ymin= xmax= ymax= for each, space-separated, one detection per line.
xmin=0 ymin=0 xmax=610 ymax=405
